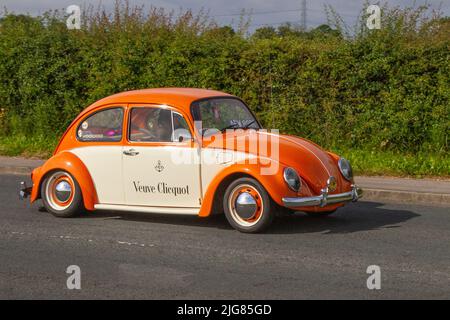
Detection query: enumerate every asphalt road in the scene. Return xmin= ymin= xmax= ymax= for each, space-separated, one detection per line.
xmin=1 ymin=174 xmax=449 ymax=299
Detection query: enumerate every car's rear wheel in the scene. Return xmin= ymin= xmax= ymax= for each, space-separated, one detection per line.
xmin=41 ymin=171 xmax=84 ymax=218
xmin=223 ymin=177 xmax=274 ymax=233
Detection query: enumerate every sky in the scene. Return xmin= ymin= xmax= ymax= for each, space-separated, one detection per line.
xmin=1 ymin=0 xmax=449 ymax=31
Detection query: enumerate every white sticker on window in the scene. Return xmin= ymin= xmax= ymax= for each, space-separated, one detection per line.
xmin=81 ymin=121 xmax=88 ymax=130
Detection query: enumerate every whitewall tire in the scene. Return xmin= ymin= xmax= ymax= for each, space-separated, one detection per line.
xmin=41 ymin=171 xmax=84 ymax=218
xmin=223 ymin=177 xmax=275 ymax=233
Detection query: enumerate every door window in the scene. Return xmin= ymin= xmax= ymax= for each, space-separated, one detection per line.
xmin=129 ymin=107 xmax=173 ymax=142
xmin=129 ymin=107 xmax=192 ymax=143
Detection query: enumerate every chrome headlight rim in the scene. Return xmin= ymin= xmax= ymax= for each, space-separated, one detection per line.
xmin=283 ymin=167 xmax=301 ymax=192
xmin=338 ymin=157 xmax=353 ymax=181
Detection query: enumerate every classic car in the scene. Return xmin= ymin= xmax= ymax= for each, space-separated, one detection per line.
xmin=20 ymin=88 xmax=362 ymax=233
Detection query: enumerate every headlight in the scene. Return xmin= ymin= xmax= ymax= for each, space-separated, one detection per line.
xmin=283 ymin=167 xmax=301 ymax=192
xmin=338 ymin=157 xmax=353 ymax=181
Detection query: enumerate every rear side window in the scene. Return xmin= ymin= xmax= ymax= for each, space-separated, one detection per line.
xmin=77 ymin=108 xmax=124 ymax=142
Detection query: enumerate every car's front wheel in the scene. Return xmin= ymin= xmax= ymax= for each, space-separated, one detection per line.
xmin=223 ymin=177 xmax=275 ymax=233
xmin=41 ymin=171 xmax=84 ymax=218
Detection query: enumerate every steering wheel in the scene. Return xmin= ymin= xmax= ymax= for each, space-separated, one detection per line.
xmin=135 ymin=127 xmax=156 ymax=141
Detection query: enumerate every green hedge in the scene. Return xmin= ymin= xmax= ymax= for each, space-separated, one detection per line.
xmin=0 ymin=4 xmax=449 ymax=175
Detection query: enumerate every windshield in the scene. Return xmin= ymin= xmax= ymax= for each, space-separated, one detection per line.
xmin=191 ymin=98 xmax=261 ymax=135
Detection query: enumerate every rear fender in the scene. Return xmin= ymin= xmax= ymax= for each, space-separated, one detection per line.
xmin=30 ymin=151 xmax=98 ymax=211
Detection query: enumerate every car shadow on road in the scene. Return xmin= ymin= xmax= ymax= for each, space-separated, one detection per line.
xmin=79 ymin=209 xmax=234 ymax=230
xmin=268 ymin=201 xmax=420 ymax=234
xmin=76 ymin=201 xmax=420 ymax=234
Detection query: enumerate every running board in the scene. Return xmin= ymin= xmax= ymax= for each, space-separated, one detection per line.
xmin=94 ymin=204 xmax=200 ymax=215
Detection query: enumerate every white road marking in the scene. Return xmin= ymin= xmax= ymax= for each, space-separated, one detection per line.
xmin=7 ymin=231 xmax=155 ymax=248
xmin=117 ymin=240 xmax=154 ymax=247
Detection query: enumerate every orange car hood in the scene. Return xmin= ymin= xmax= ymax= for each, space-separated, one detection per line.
xmin=271 ymin=133 xmax=341 ymax=192
xmin=203 ymin=130 xmax=341 ymax=194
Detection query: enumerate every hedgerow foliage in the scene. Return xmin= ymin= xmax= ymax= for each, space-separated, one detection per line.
xmin=0 ymin=2 xmax=448 ymax=159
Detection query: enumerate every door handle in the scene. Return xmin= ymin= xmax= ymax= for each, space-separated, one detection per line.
xmin=123 ymin=149 xmax=139 ymax=156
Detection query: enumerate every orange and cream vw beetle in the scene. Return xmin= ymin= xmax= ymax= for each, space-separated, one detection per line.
xmin=19 ymin=88 xmax=362 ymax=233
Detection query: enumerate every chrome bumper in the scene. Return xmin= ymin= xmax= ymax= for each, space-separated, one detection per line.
xmin=19 ymin=181 xmax=32 ymax=200
xmin=282 ymin=184 xmax=363 ymax=208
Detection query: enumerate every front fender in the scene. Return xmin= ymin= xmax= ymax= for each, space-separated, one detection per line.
xmin=198 ymin=162 xmax=298 ymax=217
xmin=30 ymin=151 xmax=98 ymax=211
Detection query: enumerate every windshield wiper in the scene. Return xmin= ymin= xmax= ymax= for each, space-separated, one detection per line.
xmin=220 ymin=120 xmax=258 ymax=133
xmin=242 ymin=120 xmax=256 ymax=129
xmin=220 ymin=123 xmax=240 ymax=132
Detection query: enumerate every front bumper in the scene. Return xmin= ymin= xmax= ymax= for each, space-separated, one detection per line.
xmin=282 ymin=184 xmax=363 ymax=208
xmin=19 ymin=181 xmax=32 ymax=200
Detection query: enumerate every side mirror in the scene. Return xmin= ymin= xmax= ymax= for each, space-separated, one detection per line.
xmin=174 ymin=129 xmax=192 ymax=143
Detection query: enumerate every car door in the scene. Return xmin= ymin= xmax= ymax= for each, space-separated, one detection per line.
xmin=70 ymin=106 xmax=125 ymax=204
xmin=122 ymin=104 xmax=202 ymax=208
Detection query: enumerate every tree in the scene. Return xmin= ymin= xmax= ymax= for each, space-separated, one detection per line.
xmin=252 ymin=26 xmax=277 ymax=39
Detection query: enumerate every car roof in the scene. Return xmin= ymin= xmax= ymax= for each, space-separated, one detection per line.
xmin=54 ymin=88 xmax=235 ymax=155
xmin=82 ymin=88 xmax=233 ymax=116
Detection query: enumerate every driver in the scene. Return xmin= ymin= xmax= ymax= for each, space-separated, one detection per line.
xmin=155 ymin=110 xmax=172 ymax=142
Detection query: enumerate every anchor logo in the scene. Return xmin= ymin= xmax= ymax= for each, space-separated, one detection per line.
xmin=154 ymin=160 xmax=165 ymax=173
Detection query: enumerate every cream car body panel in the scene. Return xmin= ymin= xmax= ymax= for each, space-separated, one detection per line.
xmin=122 ymin=146 xmax=202 ymax=207
xmin=73 ymin=145 xmax=261 ymax=210
xmin=70 ymin=146 xmax=124 ymax=204
xmin=200 ymin=148 xmax=257 ymax=197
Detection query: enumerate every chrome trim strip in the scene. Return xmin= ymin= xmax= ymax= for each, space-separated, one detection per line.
xmin=282 ymin=184 xmax=363 ymax=208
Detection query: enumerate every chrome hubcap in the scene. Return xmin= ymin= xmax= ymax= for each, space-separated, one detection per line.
xmin=55 ymin=181 xmax=72 ymax=202
xmin=45 ymin=171 xmax=75 ymax=211
xmin=229 ymin=184 xmax=264 ymax=227
xmin=235 ymin=192 xmax=257 ymax=220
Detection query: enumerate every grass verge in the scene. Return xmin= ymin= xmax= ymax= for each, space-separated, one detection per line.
xmin=0 ymin=135 xmax=56 ymax=159
xmin=335 ymin=148 xmax=450 ymax=178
